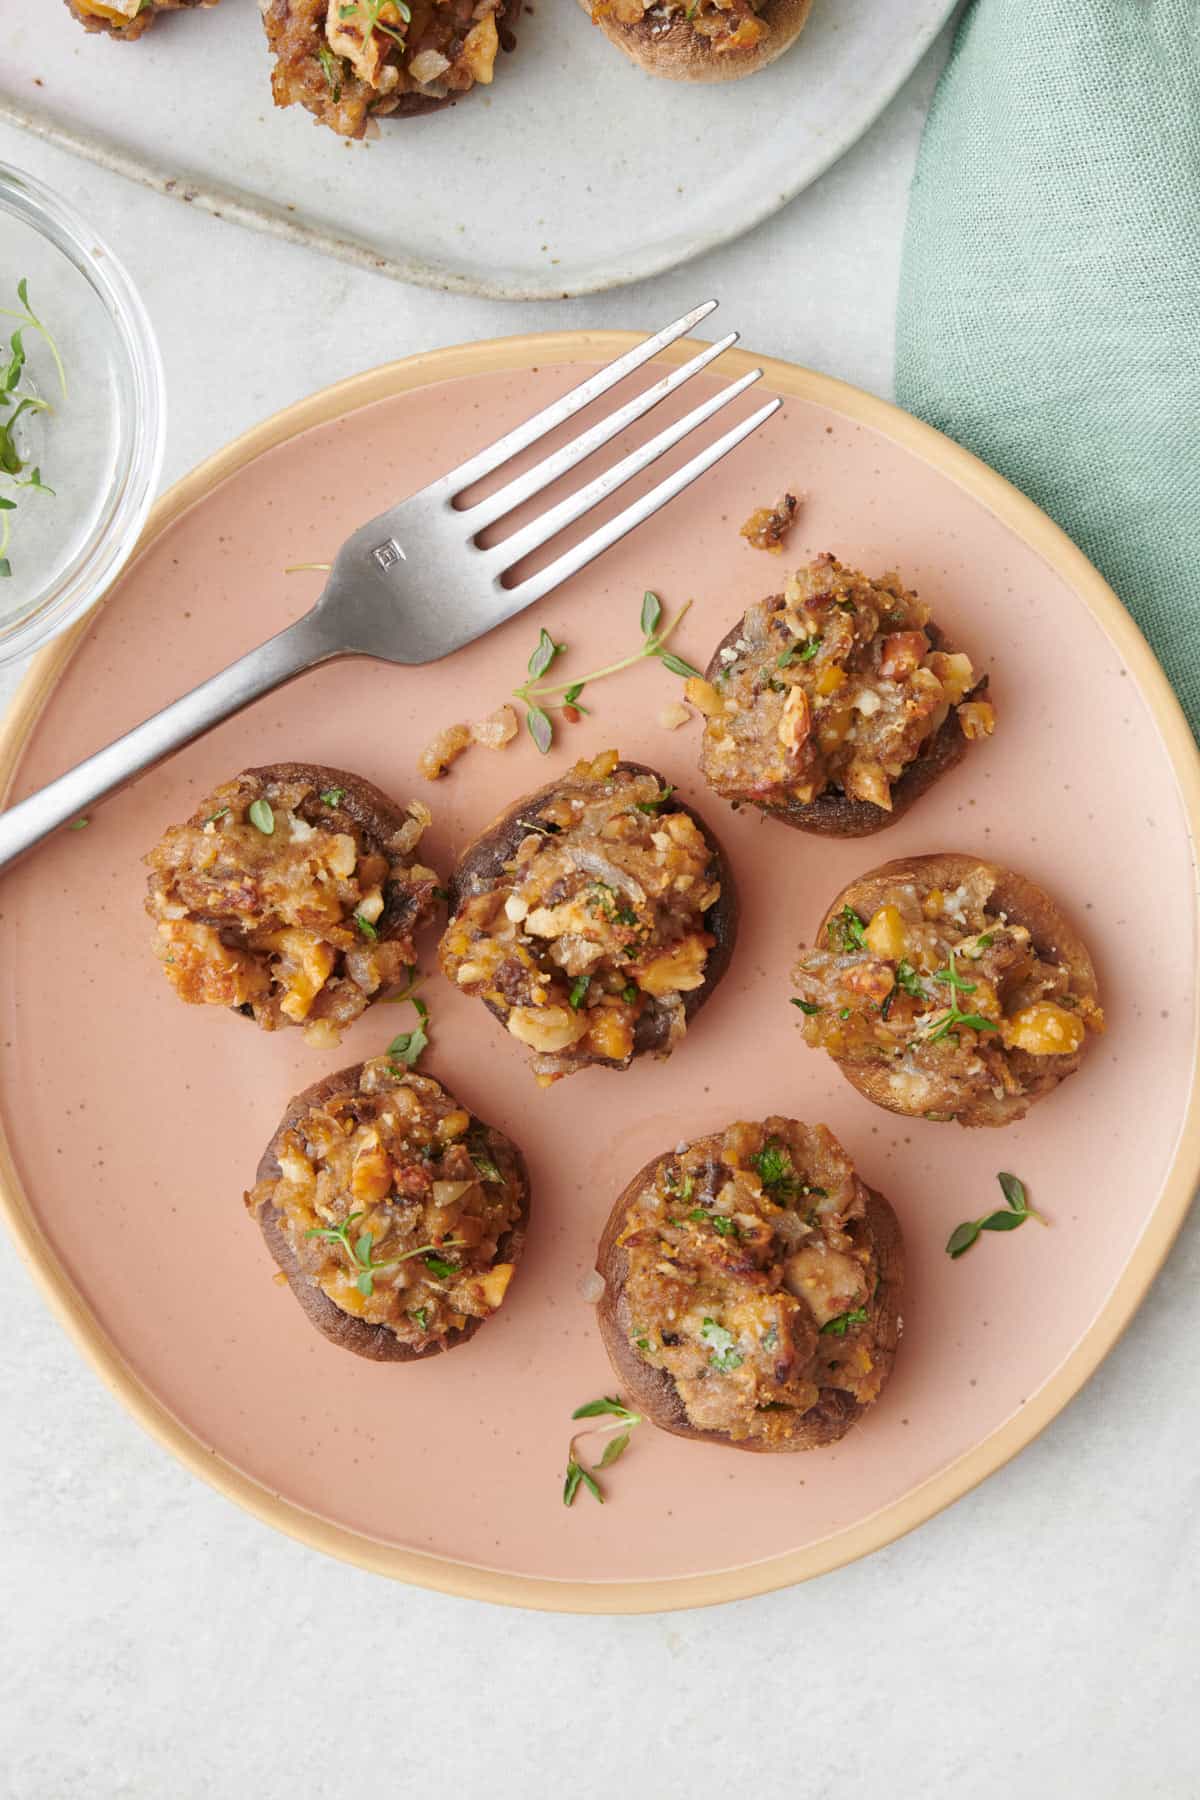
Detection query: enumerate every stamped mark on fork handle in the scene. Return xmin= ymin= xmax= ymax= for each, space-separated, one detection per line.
xmin=372 ymin=538 xmax=407 ymax=572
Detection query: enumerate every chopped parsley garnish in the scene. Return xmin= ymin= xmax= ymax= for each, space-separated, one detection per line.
xmin=409 ymin=1306 xmax=429 ymax=1331
xmin=820 ymin=1306 xmax=868 ymax=1336
xmin=751 ymin=1140 xmax=798 ymax=1195
xmin=634 ymin=784 xmax=676 ymax=814
xmin=700 ymin=1318 xmax=744 ymax=1373
xmin=568 ymin=973 xmax=592 ymax=1010
xmin=247 ymin=798 xmax=274 ymax=835
xmin=777 ymin=636 xmax=821 ymax=668
xmin=423 ymin=1253 xmax=460 ymax=1280
xmin=355 ymin=912 xmax=379 ymax=941
xmin=686 ymin=1207 xmax=738 ymax=1238
xmin=828 ymin=905 xmax=867 ymax=953
xmin=894 ymin=959 xmax=925 ymax=999
xmin=319 ymin=787 xmax=346 ymax=807
xmin=468 ymin=1138 xmax=503 ymax=1183
xmin=791 ymin=998 xmax=822 ymax=1016
xmin=203 ymin=807 xmax=230 ymax=825
xmin=621 ymin=983 xmax=639 ymax=1003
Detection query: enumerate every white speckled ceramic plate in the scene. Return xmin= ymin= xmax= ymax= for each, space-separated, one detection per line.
xmin=3 ymin=0 xmax=956 ymax=298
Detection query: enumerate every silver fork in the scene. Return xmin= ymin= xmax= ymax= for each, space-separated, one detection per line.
xmin=0 ymin=301 xmax=778 ymax=871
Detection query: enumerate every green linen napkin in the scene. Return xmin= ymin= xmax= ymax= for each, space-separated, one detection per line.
xmin=895 ymin=0 xmax=1200 ymax=731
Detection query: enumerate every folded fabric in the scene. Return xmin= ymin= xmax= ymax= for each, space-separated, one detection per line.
xmin=896 ymin=0 xmax=1200 ymax=732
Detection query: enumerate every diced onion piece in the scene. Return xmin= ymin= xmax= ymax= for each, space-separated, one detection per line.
xmin=409 ymin=48 xmax=452 ymax=83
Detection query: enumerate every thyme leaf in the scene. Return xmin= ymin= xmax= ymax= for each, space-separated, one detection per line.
xmin=946 ymin=1171 xmax=1047 ymax=1258
xmin=563 ymin=1396 xmax=643 ymax=1506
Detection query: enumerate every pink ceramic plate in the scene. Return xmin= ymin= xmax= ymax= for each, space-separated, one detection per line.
xmin=2 ymin=333 xmax=1198 ymax=1613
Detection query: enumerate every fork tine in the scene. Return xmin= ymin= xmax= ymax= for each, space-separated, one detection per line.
xmin=505 ymin=395 xmax=782 ymax=610
xmin=480 ymin=369 xmax=766 ymax=577
xmin=461 ymin=331 xmax=740 ymax=533
xmin=431 ymin=301 xmax=721 ymax=497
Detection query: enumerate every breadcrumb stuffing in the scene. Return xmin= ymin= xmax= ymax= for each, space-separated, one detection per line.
xmin=470 ymin=704 xmax=519 ymax=750
xmin=739 ymin=493 xmax=800 ymax=554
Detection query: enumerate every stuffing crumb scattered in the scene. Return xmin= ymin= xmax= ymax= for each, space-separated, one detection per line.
xmin=470 ymin=704 xmax=519 ymax=750
xmin=739 ymin=493 xmax=800 ymax=554
xmin=418 ymin=723 xmax=472 ymax=781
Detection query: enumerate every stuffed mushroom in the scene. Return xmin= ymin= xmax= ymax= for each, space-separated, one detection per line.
xmin=579 ymin=0 xmax=813 ymax=83
xmin=692 ymin=554 xmax=995 ymax=837
xmin=263 ymin=0 xmax=521 ymax=138
xmin=793 ymin=853 xmax=1105 ymax=1127
xmin=248 ymin=1058 xmax=529 ymax=1360
xmin=439 ymin=751 xmax=737 ymax=1082
xmin=595 ymin=1118 xmax=903 ymax=1451
xmin=66 ymin=0 xmax=214 ymax=36
xmin=144 ymin=762 xmax=439 ymax=1047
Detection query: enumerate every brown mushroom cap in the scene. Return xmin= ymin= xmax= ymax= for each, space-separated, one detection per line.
xmin=239 ymin=762 xmax=416 ymax=850
xmin=595 ymin=1131 xmax=903 ymax=1451
xmin=445 ymin=760 xmax=739 ymax=1067
xmin=252 ymin=1063 xmax=530 ymax=1362
xmin=578 ymin=0 xmax=813 ymax=83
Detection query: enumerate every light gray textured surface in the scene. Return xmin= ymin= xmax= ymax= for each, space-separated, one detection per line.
xmin=1 ymin=36 xmax=1198 ymax=1800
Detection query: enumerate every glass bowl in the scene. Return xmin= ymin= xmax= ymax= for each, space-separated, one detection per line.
xmin=0 ymin=161 xmax=165 ymax=668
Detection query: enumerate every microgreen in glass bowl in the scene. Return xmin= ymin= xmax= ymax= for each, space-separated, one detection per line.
xmin=0 ymin=162 xmax=164 ymax=668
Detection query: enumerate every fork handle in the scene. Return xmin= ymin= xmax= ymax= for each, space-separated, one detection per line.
xmin=0 ymin=611 xmax=342 ymax=873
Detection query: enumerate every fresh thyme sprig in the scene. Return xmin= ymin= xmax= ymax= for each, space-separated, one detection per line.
xmin=946 ymin=1172 xmax=1047 ymax=1259
xmin=338 ymin=0 xmax=412 ymax=46
xmin=562 ymin=1395 xmax=643 ymax=1506
xmin=515 ymin=591 xmax=701 ymax=753
xmin=922 ymin=948 xmax=1000 ymax=1044
xmin=0 ymin=280 xmax=64 ymax=579
xmin=385 ymin=973 xmax=430 ymax=1067
xmin=305 ymin=1212 xmax=467 ymax=1296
